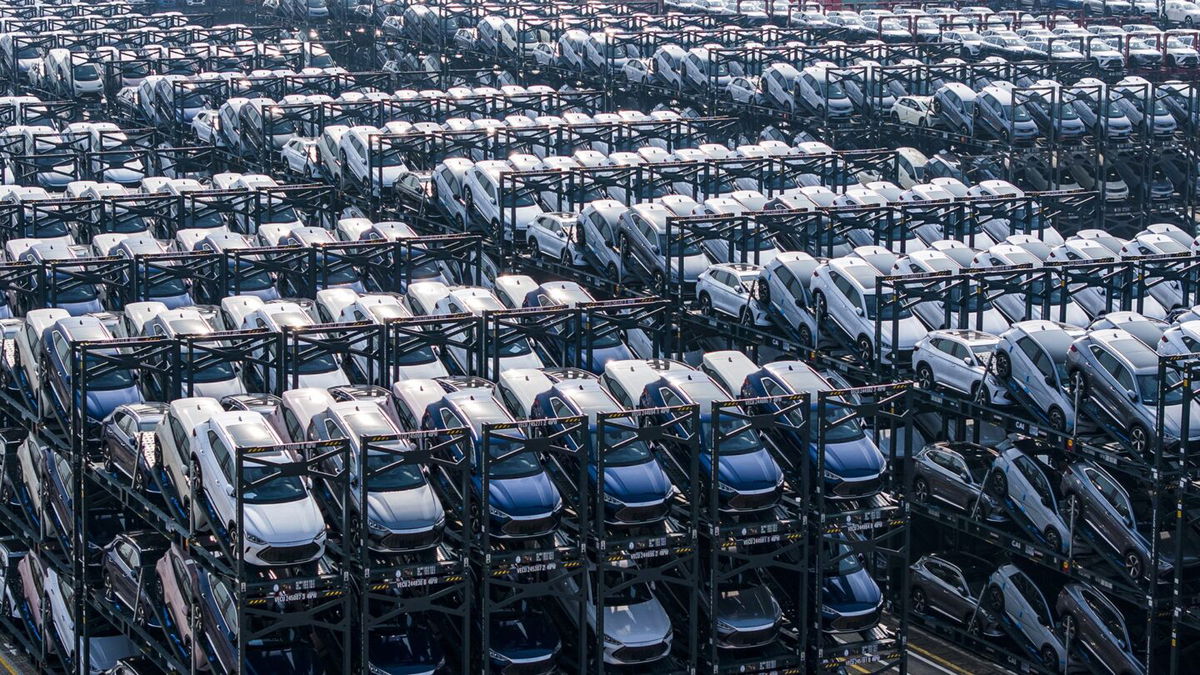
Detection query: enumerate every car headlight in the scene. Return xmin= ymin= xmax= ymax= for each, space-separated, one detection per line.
xmin=717 ymin=482 xmax=737 ymax=494
xmin=715 ymin=619 xmax=735 ymax=633
xmin=487 ymin=649 xmax=511 ymax=662
xmin=603 ymin=634 xmax=621 ymax=646
xmin=553 ymin=494 xmax=563 ymax=512
xmin=603 ymin=492 xmax=625 ymax=506
xmin=244 ymin=531 xmax=266 ymax=545
xmin=823 ymin=470 xmax=841 ymax=482
xmin=366 ymin=518 xmax=389 ymax=534
xmin=487 ymin=504 xmax=509 ymax=519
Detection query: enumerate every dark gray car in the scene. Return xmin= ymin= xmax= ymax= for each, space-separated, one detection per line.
xmin=1055 ymin=583 xmax=1145 ymax=675
xmin=910 ymin=552 xmax=1003 ymax=637
xmin=912 ymin=442 xmax=1007 ymax=524
xmin=1065 ymin=328 xmax=1200 ymax=455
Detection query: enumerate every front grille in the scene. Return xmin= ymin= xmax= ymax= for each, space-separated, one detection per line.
xmin=726 ymin=487 xmax=780 ymax=511
xmin=500 ymin=516 xmax=556 ymax=537
xmin=827 ymin=607 xmax=881 ymax=632
xmin=379 ymin=529 xmax=440 ymax=551
xmin=719 ymin=625 xmax=775 ymax=648
xmin=832 ymin=476 xmax=882 ymax=499
xmin=499 ymin=660 xmax=554 ymax=675
xmin=615 ymin=501 xmax=670 ymax=524
xmin=258 ymin=542 xmax=320 ymax=564
xmin=612 ymin=642 xmax=668 ymax=663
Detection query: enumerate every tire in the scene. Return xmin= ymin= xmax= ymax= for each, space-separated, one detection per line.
xmin=1124 ymin=550 xmax=1145 ymax=579
xmin=857 ymin=336 xmax=874 ymax=365
xmin=1041 ymin=646 xmax=1058 ymax=671
xmin=527 ymin=238 xmax=540 ymax=258
xmin=454 ymin=214 xmax=465 ymax=232
xmin=911 ymin=587 xmax=928 ymax=615
xmin=1043 ymin=527 xmax=1063 ymax=554
xmin=559 ymin=248 xmax=572 ymax=266
xmin=994 ymin=350 xmax=1011 ymax=380
xmin=987 ymin=585 xmax=1004 ymax=612
xmin=698 ymin=293 xmax=713 ymax=316
xmin=606 ymin=263 xmax=619 ymax=283
xmin=799 ymin=325 xmax=815 ymax=348
xmin=1187 ymin=16 xmax=1195 ymax=27
xmin=913 ymin=477 xmax=930 ymax=504
xmin=752 ymin=279 xmax=770 ymax=305
xmin=915 ymin=363 xmax=935 ymax=390
xmin=653 ymin=271 xmax=666 ymax=290
xmin=987 ymin=470 xmax=1008 ymax=499
xmin=918 ymin=117 xmax=927 ymax=128
xmin=964 ymin=612 xmax=982 ymax=637
xmin=813 ymin=292 xmax=829 ymax=324
xmin=970 ymin=381 xmax=985 ymax=404
xmin=1129 ymin=424 xmax=1150 ymax=456
xmin=1048 ymin=407 xmax=1067 ymax=433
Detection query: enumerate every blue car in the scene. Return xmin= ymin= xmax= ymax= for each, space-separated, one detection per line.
xmin=741 ymin=361 xmax=886 ymax=499
xmin=423 ymin=391 xmax=562 ymax=539
xmin=522 ymin=282 xmax=635 ymax=372
xmin=43 ymin=316 xmax=143 ymax=425
xmin=820 ymin=537 xmax=883 ymax=632
xmin=639 ymin=371 xmax=783 ymax=512
xmin=532 ymin=379 xmax=674 ymax=525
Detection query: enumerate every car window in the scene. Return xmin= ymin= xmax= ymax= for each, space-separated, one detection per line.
xmin=207 ymin=430 xmax=233 ymax=478
xmin=1015 ymin=455 xmax=1053 ymax=503
xmin=115 ymin=411 xmax=137 ymax=436
xmin=439 ymin=408 xmax=464 ymax=429
xmin=117 ymin=541 xmax=138 ymax=567
xmin=1085 ymin=467 xmax=1132 ymax=520
xmin=169 ymin=416 xmax=188 ymax=453
xmin=549 ymin=397 xmax=572 ymax=419
xmin=659 ymin=388 xmax=686 ymax=408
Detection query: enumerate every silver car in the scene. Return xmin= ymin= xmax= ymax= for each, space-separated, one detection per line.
xmin=993 ymin=320 xmax=1087 ymax=432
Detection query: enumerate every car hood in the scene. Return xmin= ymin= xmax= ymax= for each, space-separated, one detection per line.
xmin=879 ymin=318 xmax=927 ymax=349
xmin=365 ymin=483 xmax=444 ymax=530
xmin=669 ymin=253 xmax=711 ymax=283
xmin=242 ymin=495 xmax=326 ymax=542
xmin=587 ymin=343 xmax=635 ymax=372
xmin=186 ymin=378 xmax=245 ymax=400
xmin=715 ymin=585 xmax=780 ymax=628
xmin=487 ymin=471 xmax=560 ymax=517
xmin=600 ymin=459 xmax=673 ymax=504
xmin=716 ymin=448 xmax=782 ymax=491
xmin=823 ymin=437 xmax=886 ymax=478
xmin=490 ymin=613 xmax=559 ymax=657
xmin=85 ymin=386 xmax=143 ymax=422
xmin=85 ymin=635 xmax=139 ymax=673
xmin=602 ymin=598 xmax=672 ymax=643
xmin=1163 ymin=402 xmax=1200 ymax=441
xmin=823 ymin=567 xmax=882 ymax=609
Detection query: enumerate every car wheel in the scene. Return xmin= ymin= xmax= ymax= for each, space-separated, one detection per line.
xmin=489 ymin=220 xmax=501 ymax=239
xmin=1043 ymin=527 xmax=1063 ymax=554
xmin=994 ymin=350 xmax=1011 ymax=380
xmin=913 ymin=477 xmax=930 ymax=504
xmin=911 ymin=586 xmax=927 ymax=614
xmin=1187 ymin=16 xmax=1195 ymax=26
xmin=915 ymin=363 xmax=935 ymax=390
xmin=987 ymin=469 xmax=1008 ymax=499
xmin=752 ymin=279 xmax=770 ymax=305
xmin=1041 ymin=646 xmax=1058 ymax=671
xmin=857 ymin=336 xmax=874 ymax=365
xmin=986 ymin=584 xmax=1004 ymax=612
xmin=1048 ymin=407 xmax=1067 ymax=433
xmin=527 ymin=237 xmax=540 ymax=258
xmin=454 ymin=214 xmax=466 ymax=232
xmin=653 ymin=270 xmax=666 ymax=290
xmin=606 ymin=263 xmax=619 ymax=283
xmin=813 ymin=291 xmax=828 ymax=321
xmin=559 ymin=248 xmax=572 ymax=266
xmin=1129 ymin=424 xmax=1150 ymax=456
xmin=1070 ymin=370 xmax=1088 ymax=399
xmin=799 ymin=325 xmax=815 ymax=348
xmin=918 ymin=117 xmax=927 ymax=128
xmin=1062 ymin=613 xmax=1077 ymax=642
xmin=1125 ymin=550 xmax=1146 ymax=579
xmin=463 ymin=189 xmax=474 ymax=214
xmin=698 ymin=292 xmax=714 ymax=316
xmin=893 ymin=112 xmax=903 ymax=124
xmin=964 ymin=612 xmax=983 ymax=636
xmin=227 ymin=523 xmax=239 ymax=553
xmin=970 ymin=381 xmax=985 ymax=404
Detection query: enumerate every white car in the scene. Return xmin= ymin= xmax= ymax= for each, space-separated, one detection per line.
xmin=810 ymin=256 xmax=929 ymax=364
xmin=280 ymin=137 xmax=321 ymax=178
xmin=1164 ymin=0 xmax=1200 ymax=25
xmin=912 ymin=329 xmax=1011 ymax=405
xmin=191 ymin=410 xmax=328 ymax=566
xmin=191 ymin=109 xmax=220 ymax=144
xmin=524 ymin=211 xmax=583 ymax=265
xmin=1159 ymin=320 xmax=1200 ymax=356
xmin=891 ymin=95 xmax=936 ymax=126
xmin=695 ymin=262 xmax=770 ymax=325
xmin=986 ymin=564 xmax=1067 ymax=672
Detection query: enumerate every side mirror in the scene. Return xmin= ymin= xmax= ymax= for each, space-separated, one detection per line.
xmin=795 ymin=297 xmax=805 ymax=308
xmin=854 ymin=306 xmax=864 ymax=316
xmin=963 ymin=356 xmax=973 ymax=366
xmin=1126 ymin=389 xmax=1137 ymax=402
xmin=651 ymin=245 xmax=660 ymax=255
xmin=224 ymin=484 xmax=234 ymax=497
xmin=1045 ymin=374 xmax=1055 ymax=386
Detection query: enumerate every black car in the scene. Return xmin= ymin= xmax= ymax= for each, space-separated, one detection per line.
xmin=910 ymin=552 xmax=1003 ymax=637
xmin=101 ymin=403 xmax=169 ymax=493
xmin=102 ymin=531 xmax=169 ymax=627
xmin=912 ymin=442 xmax=1007 ymax=523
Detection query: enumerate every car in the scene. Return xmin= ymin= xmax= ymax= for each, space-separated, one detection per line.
xmin=280 ymin=137 xmax=321 ymax=179
xmin=618 ymin=202 xmax=712 ymax=289
xmin=1066 ymin=328 xmax=1200 ymax=454
xmin=46 ymin=564 xmax=138 ymax=671
xmin=101 ymin=531 xmax=168 ymax=627
xmin=695 ymin=262 xmax=769 ymax=325
xmin=1088 ymin=311 xmax=1167 ymax=347
xmin=971 ymin=244 xmax=1089 ymax=327
xmin=101 ymin=402 xmax=169 ymax=493
xmin=987 ymin=444 xmax=1070 ymax=553
xmin=912 ymin=329 xmax=1011 ymax=405
xmin=810 ymin=256 xmax=928 ymax=365
xmin=521 ymin=282 xmax=636 ymax=372
xmin=638 ymin=370 xmax=784 ymax=511
xmin=309 ymin=400 xmax=445 ymax=552
xmin=554 ymin=562 xmax=672 ymax=665
xmin=423 ymin=390 xmax=562 ymax=539
xmin=1055 ymin=583 xmax=1146 ymax=675
xmin=985 ymin=564 xmax=1067 ymax=672
xmin=910 ymin=552 xmax=1004 ymax=637
xmin=739 ymin=360 xmax=887 ymax=499
xmin=43 ymin=316 xmax=143 ymax=425
xmin=190 ymin=409 xmax=328 ymax=566
xmin=891 ymin=95 xmax=936 ymax=127
xmin=1158 ymin=319 xmax=1200 ymax=356
xmin=756 ymin=251 xmax=822 ymax=346
xmin=913 ymin=442 xmax=1007 ymax=522
xmin=430 ymin=286 xmax=545 ymax=375
xmin=531 ymin=378 xmax=674 ymax=525
xmin=524 ymin=211 xmax=582 ymax=265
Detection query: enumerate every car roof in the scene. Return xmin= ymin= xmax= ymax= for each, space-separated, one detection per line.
xmin=1089 ymin=328 xmax=1160 ymax=370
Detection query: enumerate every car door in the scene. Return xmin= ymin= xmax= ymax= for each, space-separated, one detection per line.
xmin=1089 ymin=346 xmax=1126 ymax=420
xmin=711 ymin=269 xmax=737 ymax=314
xmin=1018 ymin=338 xmax=1054 ymax=409
xmin=924 ymin=447 xmax=961 ymax=507
xmin=1010 ymin=572 xmax=1048 ymax=645
xmin=1013 ymin=455 xmax=1054 ymax=534
xmin=112 ymin=539 xmax=139 ymax=606
xmin=1083 ymin=466 xmax=1133 ymax=554
xmin=941 ymin=450 xmax=976 ymax=509
xmin=829 ymin=272 xmax=857 ymax=333
xmin=929 ymin=560 xmax=971 ymax=619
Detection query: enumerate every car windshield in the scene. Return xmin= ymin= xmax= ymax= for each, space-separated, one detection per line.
xmin=83 ymin=352 xmax=135 ymax=389
xmin=307 ymin=0 xmax=325 ymax=6
xmin=826 ymin=81 xmax=847 ymax=98
xmin=1056 ymin=103 xmax=1078 ymax=119
xmin=73 ymin=64 xmax=99 ymax=80
xmin=298 ymin=351 xmax=341 ymax=376
xmin=316 ymin=252 xmax=360 ymax=285
xmin=596 ymin=423 xmax=653 ymax=466
xmin=242 ymin=464 xmax=307 ymax=503
xmin=16 ymin=47 xmax=39 ymax=59
xmin=52 ymin=273 xmax=99 ymax=303
xmin=365 ymin=449 xmax=426 ymax=491
xmin=1106 ymin=102 xmax=1124 ymax=118
xmin=1138 ymin=370 xmax=1183 ymax=405
xmin=601 ymin=572 xmax=655 ymax=606
xmin=483 ymin=435 xmax=543 ymax=478
xmin=864 ymin=292 xmax=914 ymax=320
xmin=1009 ymin=103 xmax=1032 ymax=121
xmin=657 ymin=233 xmax=703 ymax=257
xmin=229 ymin=261 xmax=275 ymax=292
xmin=179 ymin=350 xmax=236 ymax=383
xmin=701 ymin=413 xmax=762 ymax=455
xmin=825 ymin=541 xmax=863 ymax=574
xmin=184 ymin=210 xmax=224 ymax=229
